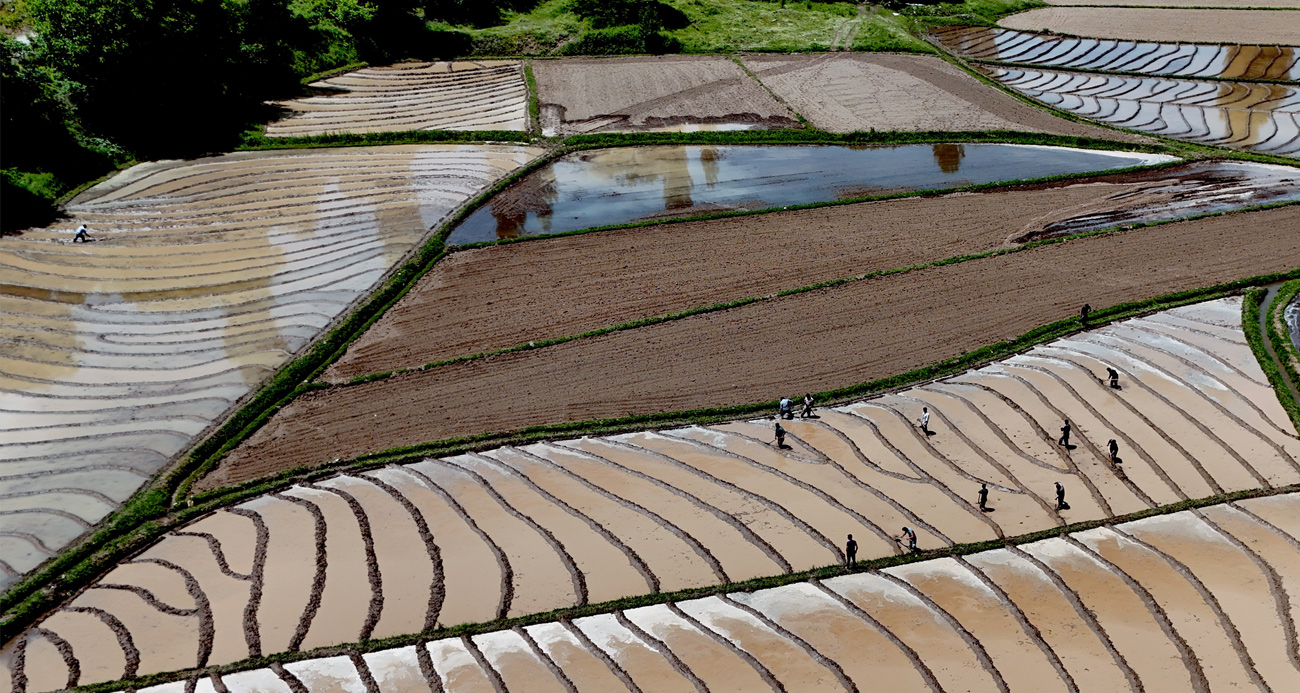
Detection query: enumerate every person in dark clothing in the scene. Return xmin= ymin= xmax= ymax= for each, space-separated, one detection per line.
xmin=1058 ymin=419 xmax=1072 ymax=447
xmin=977 ymin=483 xmax=990 ymax=512
xmin=1080 ymin=304 xmax=1092 ymax=325
xmin=1106 ymin=367 xmax=1120 ymax=389
xmin=774 ymin=421 xmax=787 ymax=448
xmin=801 ymin=393 xmax=815 ymax=419
xmin=1055 ymin=481 xmax=1068 ymax=510
xmin=898 ymin=526 xmax=918 ymax=553
xmin=846 ymin=534 xmax=858 ymax=566
xmin=1108 ymin=439 xmax=1120 ymax=463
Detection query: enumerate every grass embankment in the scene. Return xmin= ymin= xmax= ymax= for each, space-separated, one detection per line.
xmin=69 ymin=479 xmax=1300 ymax=692
xmin=1244 ymin=286 xmax=1300 ymax=433
xmin=904 ymin=0 xmax=1046 ymax=27
xmin=1261 ymin=282 xmax=1300 ymax=431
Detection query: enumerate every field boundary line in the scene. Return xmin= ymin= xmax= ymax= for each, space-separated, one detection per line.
xmin=61 ymin=483 xmax=1300 ymax=693
xmin=968 ymin=58 xmax=1300 ymax=87
xmin=524 ymin=62 xmax=541 ymax=136
xmin=1248 ymin=283 xmax=1300 ymax=432
xmin=330 ymin=199 xmax=1300 ymax=388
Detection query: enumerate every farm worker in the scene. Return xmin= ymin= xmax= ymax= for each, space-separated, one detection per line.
xmin=779 ymin=397 xmax=793 ymax=419
xmin=846 ymin=534 xmax=858 ymax=566
xmin=977 ymin=483 xmax=990 ymax=512
xmin=1058 ymin=419 xmax=1072 ymax=447
xmin=801 ymin=393 xmax=815 ymax=419
xmin=1108 ymin=439 xmax=1120 ymax=463
xmin=774 ymin=420 xmax=787 ymax=448
xmin=920 ymin=406 xmax=931 ymax=435
xmin=1106 ymin=367 xmax=1120 ymax=389
xmin=898 ymin=527 xmax=918 ymax=553
xmin=72 ymin=225 xmax=90 ymax=242
xmin=1055 ymin=481 xmax=1068 ymax=510
xmin=1080 ymin=303 xmax=1092 ymax=325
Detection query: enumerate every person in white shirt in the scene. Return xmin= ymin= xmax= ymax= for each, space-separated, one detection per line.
xmin=72 ymin=225 xmax=90 ymax=242
xmin=919 ymin=407 xmax=931 ymax=435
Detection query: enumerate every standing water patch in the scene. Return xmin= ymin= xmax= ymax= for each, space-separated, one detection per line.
xmin=446 ymin=144 xmax=1176 ymax=244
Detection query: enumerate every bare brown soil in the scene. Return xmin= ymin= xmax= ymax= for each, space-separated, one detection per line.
xmin=744 ymin=53 xmax=1145 ymax=141
xmin=1001 ymin=7 xmax=1300 ymax=44
xmin=531 ymin=55 xmax=796 ymax=136
xmin=327 ymin=165 xmax=1251 ymax=381
xmin=202 ymin=204 xmax=1300 ymax=488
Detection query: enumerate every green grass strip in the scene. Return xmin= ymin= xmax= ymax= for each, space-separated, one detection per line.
xmin=334 ymin=198 xmax=1299 ymax=388
xmin=299 ymin=62 xmax=369 ymax=86
xmin=68 ymin=482 xmax=1299 ymax=693
xmin=1244 ymin=286 xmax=1300 ymax=434
xmin=1264 ymin=281 xmax=1300 ymax=431
xmin=237 ymin=129 xmax=535 ymax=151
xmin=524 ymin=63 xmax=541 ymax=136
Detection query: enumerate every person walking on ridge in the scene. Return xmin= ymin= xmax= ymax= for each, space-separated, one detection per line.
xmin=1055 ymin=481 xmax=1068 ymax=511
xmin=977 ymin=482 xmax=990 ymax=512
xmin=1108 ymin=438 xmax=1120 ymax=464
xmin=774 ymin=420 xmax=787 ymax=449
xmin=1058 ymin=419 xmax=1072 ymax=447
xmin=920 ymin=406 xmax=932 ymax=436
xmin=801 ymin=393 xmax=815 ymax=419
xmin=1106 ymin=367 xmax=1121 ymax=389
xmin=1080 ymin=303 xmax=1092 ymax=325
xmin=846 ymin=534 xmax=858 ymax=566
xmin=898 ymin=526 xmax=918 ymax=553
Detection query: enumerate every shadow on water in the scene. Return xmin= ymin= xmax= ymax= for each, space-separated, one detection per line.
xmin=447 ymin=143 xmax=1174 ymax=245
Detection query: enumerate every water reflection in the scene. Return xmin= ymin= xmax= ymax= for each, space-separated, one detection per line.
xmin=448 ymin=143 xmax=1174 ymax=244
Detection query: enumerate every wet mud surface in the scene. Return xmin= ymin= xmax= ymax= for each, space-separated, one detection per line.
xmin=64 ymin=492 xmax=1300 ymax=692
xmin=265 ymin=61 xmax=528 ymax=137
xmin=0 ymin=144 xmax=541 ymax=592
xmin=13 ymin=298 xmax=1300 ymax=687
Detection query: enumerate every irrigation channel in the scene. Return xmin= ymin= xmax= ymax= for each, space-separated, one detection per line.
xmin=447 ymin=144 xmax=1175 ymax=244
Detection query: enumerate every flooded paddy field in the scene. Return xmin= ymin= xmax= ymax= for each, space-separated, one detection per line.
xmin=447 ymin=144 xmax=1175 ymax=244
xmin=333 ymin=159 xmax=1297 ymax=381
xmin=933 ymin=25 xmax=1300 ymax=81
xmin=986 ymin=67 xmax=1300 ymax=155
xmin=0 ymin=145 xmax=540 ymax=589
xmin=82 ymin=491 xmax=1300 ymax=692
xmin=738 ymin=53 xmax=1143 ymax=138
xmin=1000 ymin=7 xmax=1300 ymax=45
xmin=264 ymin=61 xmax=528 ymax=136
xmin=530 ymin=55 xmax=797 ymax=136
xmin=209 ymin=204 xmax=1300 ymax=485
xmin=8 ymin=298 xmax=1298 ymax=688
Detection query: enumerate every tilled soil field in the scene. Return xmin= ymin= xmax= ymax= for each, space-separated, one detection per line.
xmin=743 ymin=53 xmax=1145 ymax=140
xmin=328 ymin=162 xmax=1298 ymax=381
xmin=1001 ymin=7 xmax=1300 ymax=44
xmin=531 ymin=55 xmax=796 ymax=136
xmin=203 ymin=204 xmax=1300 ymax=487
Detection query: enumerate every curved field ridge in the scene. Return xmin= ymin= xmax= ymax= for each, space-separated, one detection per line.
xmin=0 ymin=144 xmax=541 ymax=590
xmin=986 ymin=67 xmax=1300 ymax=154
xmin=98 ymin=491 xmax=1300 ymax=693
xmin=265 ymin=61 xmax=528 ymax=137
xmin=932 ymin=25 xmax=1300 ymax=81
xmin=7 ymin=298 xmax=1299 ymax=688
xmin=1000 ymin=7 xmax=1300 ymax=46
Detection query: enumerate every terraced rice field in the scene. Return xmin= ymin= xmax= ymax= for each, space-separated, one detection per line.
xmin=530 ymin=56 xmax=797 ymax=136
xmin=1047 ymin=0 xmax=1300 ymax=5
xmin=932 ymin=25 xmax=1300 ymax=80
xmin=1000 ymin=7 xmax=1300 ymax=45
xmin=205 ymin=203 xmax=1300 ymax=485
xmin=85 ymin=491 xmax=1300 ymax=693
xmin=7 ymin=298 xmax=1298 ymax=688
xmin=328 ymin=160 xmax=1300 ymax=381
xmin=0 ymin=145 xmax=541 ymax=588
xmin=741 ymin=53 xmax=1142 ymax=138
xmin=987 ymin=67 xmax=1300 ymax=155
xmin=265 ymin=61 xmax=528 ymax=137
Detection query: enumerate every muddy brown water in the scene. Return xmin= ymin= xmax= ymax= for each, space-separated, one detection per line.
xmin=446 ymin=144 xmax=1174 ymax=244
